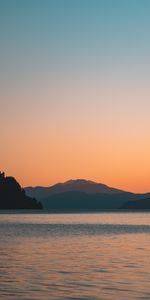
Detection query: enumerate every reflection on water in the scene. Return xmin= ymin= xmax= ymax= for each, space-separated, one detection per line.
xmin=0 ymin=212 xmax=150 ymax=300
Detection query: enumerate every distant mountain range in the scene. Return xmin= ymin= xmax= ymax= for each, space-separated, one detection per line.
xmin=25 ymin=179 xmax=150 ymax=210
xmin=1 ymin=172 xmax=149 ymax=211
xmin=25 ymin=179 xmax=124 ymax=199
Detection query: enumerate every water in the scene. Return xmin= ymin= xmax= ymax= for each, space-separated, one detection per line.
xmin=0 ymin=212 xmax=150 ymax=300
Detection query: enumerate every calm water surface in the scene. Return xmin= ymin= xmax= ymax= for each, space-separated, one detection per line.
xmin=0 ymin=212 xmax=150 ymax=300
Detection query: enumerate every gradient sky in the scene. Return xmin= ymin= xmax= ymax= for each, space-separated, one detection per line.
xmin=0 ymin=0 xmax=150 ymax=192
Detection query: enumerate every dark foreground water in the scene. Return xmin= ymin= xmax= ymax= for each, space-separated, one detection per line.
xmin=0 ymin=212 xmax=150 ymax=300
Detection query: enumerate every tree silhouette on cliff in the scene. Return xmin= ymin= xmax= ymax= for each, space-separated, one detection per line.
xmin=0 ymin=172 xmax=42 ymax=209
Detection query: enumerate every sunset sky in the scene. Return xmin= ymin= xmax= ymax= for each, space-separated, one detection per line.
xmin=0 ymin=0 xmax=150 ymax=192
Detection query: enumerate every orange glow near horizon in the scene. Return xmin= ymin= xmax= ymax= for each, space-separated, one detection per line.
xmin=1 ymin=117 xmax=150 ymax=193
xmin=1 ymin=85 xmax=150 ymax=194
xmin=1 ymin=1 xmax=150 ymax=194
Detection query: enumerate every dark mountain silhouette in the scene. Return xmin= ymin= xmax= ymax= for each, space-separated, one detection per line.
xmin=122 ymin=197 xmax=150 ymax=210
xmin=0 ymin=172 xmax=42 ymax=209
xmin=25 ymin=179 xmax=150 ymax=210
xmin=41 ymin=191 xmax=138 ymax=210
xmin=25 ymin=179 xmax=125 ymax=200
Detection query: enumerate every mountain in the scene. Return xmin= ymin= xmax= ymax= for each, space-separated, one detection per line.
xmin=25 ymin=179 xmax=150 ymax=210
xmin=121 ymin=197 xmax=150 ymax=210
xmin=0 ymin=172 xmax=42 ymax=209
xmin=41 ymin=191 xmax=138 ymax=210
xmin=25 ymin=179 xmax=125 ymax=200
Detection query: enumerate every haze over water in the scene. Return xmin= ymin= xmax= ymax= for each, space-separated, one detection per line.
xmin=0 ymin=212 xmax=150 ymax=300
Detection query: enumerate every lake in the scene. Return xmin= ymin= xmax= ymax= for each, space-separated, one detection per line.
xmin=0 ymin=212 xmax=150 ymax=300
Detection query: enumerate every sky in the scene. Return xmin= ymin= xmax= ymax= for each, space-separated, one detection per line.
xmin=0 ymin=0 xmax=150 ymax=192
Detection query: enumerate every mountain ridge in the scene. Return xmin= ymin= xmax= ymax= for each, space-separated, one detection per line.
xmin=25 ymin=179 xmax=150 ymax=210
xmin=25 ymin=179 xmax=126 ymax=200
